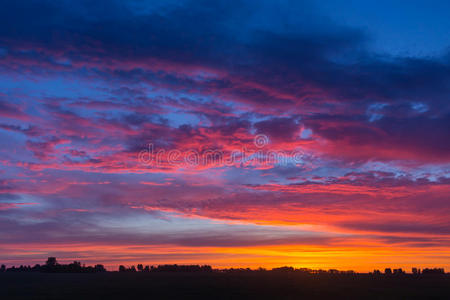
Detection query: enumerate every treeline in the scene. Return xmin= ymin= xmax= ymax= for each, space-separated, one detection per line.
xmin=221 ymin=267 xmax=356 ymax=274
xmin=0 ymin=257 xmax=106 ymax=273
xmin=217 ymin=266 xmax=446 ymax=275
xmin=0 ymin=258 xmax=447 ymax=275
xmin=119 ymin=264 xmax=213 ymax=273
xmin=371 ymin=268 xmax=445 ymax=275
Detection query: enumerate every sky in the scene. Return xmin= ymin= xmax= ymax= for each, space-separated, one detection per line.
xmin=0 ymin=0 xmax=449 ymax=272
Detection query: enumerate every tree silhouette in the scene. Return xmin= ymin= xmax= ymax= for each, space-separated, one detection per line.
xmin=422 ymin=268 xmax=445 ymax=274
xmin=94 ymin=264 xmax=106 ymax=272
xmin=46 ymin=257 xmax=57 ymax=267
xmin=44 ymin=257 xmax=58 ymax=272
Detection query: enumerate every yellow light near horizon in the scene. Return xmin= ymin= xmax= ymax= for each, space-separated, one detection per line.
xmin=1 ymin=242 xmax=449 ymax=272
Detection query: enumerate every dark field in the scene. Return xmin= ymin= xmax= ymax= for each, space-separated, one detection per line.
xmin=1 ymin=272 xmax=449 ymax=299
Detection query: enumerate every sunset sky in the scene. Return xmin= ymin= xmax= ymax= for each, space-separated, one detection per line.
xmin=0 ymin=0 xmax=449 ymax=272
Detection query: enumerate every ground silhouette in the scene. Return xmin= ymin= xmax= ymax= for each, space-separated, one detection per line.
xmin=1 ymin=258 xmax=449 ymax=299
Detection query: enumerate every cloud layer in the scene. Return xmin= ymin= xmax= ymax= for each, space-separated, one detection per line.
xmin=0 ymin=0 xmax=449 ymax=271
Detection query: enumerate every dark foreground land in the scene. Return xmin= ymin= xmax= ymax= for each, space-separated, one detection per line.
xmin=1 ymin=272 xmax=449 ymax=300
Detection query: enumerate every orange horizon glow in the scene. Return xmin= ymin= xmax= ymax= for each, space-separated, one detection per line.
xmin=1 ymin=242 xmax=449 ymax=273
